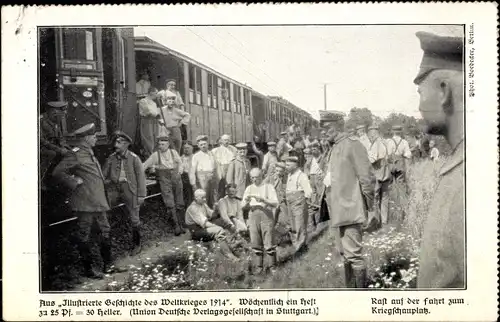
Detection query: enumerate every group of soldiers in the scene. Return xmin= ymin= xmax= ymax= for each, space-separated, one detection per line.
xmin=41 ymin=30 xmax=464 ymax=289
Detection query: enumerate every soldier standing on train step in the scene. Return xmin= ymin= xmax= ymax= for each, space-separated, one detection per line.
xmin=158 ymin=91 xmax=190 ymax=153
xmin=53 ymin=123 xmax=127 ymax=278
xmin=190 ymin=135 xmax=219 ymax=208
xmin=102 ymin=131 xmax=147 ymax=255
xmin=285 ymin=156 xmax=313 ymax=257
xmin=242 ymin=168 xmax=279 ymax=274
xmin=211 ymin=134 xmax=237 ymax=197
xmin=137 ymin=87 xmax=160 ymax=158
xmin=261 ymin=141 xmax=279 ymax=178
xmin=40 ymin=101 xmax=70 ymax=183
xmin=143 ymin=136 xmax=185 ymax=236
xmin=414 ymin=31 xmax=464 ymax=288
xmin=226 ymin=142 xmax=251 ymax=200
xmin=367 ymin=124 xmax=390 ymax=227
xmin=321 ymin=110 xmax=375 ymax=288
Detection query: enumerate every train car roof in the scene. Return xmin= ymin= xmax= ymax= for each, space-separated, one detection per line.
xmin=134 ymin=36 xmax=251 ymax=90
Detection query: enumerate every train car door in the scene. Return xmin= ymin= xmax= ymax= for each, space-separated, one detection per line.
xmin=55 ymin=28 xmax=107 ymax=136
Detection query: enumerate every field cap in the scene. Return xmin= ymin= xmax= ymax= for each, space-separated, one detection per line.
xmin=368 ymin=124 xmax=380 ymax=131
xmin=113 ymin=130 xmax=132 ymax=143
xmin=303 ymin=148 xmax=311 ymax=155
xmin=414 ymin=31 xmax=464 ymax=84
xmin=235 ymin=142 xmax=247 ymax=149
xmin=285 ymin=156 xmax=300 ymax=163
xmin=165 ymin=78 xmax=177 ymax=84
xmin=355 ymin=125 xmax=366 ymax=131
xmin=158 ymin=136 xmax=170 ymax=142
xmin=220 ymin=134 xmax=230 ymax=140
xmin=319 ymin=110 xmax=345 ymax=123
xmin=274 ymin=162 xmax=286 ymax=169
xmin=73 ymin=123 xmax=96 ymax=137
xmin=280 ymin=131 xmax=288 ymax=136
xmin=196 ymin=135 xmax=208 ymax=143
xmin=46 ymin=101 xmax=68 ymax=110
xmin=267 ymin=141 xmax=276 ymax=146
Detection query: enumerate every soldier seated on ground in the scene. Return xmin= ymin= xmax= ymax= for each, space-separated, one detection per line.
xmin=185 ymin=189 xmax=239 ymax=261
xmin=215 ymin=183 xmax=248 ymax=235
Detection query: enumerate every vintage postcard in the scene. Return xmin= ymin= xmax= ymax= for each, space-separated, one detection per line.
xmin=2 ymin=3 xmax=498 ymax=321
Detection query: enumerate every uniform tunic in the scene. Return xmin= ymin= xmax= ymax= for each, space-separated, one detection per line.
xmin=40 ymin=115 xmax=67 ymax=178
xmin=52 ymin=144 xmax=111 ymax=241
xmin=418 ymin=140 xmax=464 ymax=288
xmin=262 ymin=152 xmax=279 ymax=177
xmin=103 ymin=150 xmax=146 ymax=228
xmin=226 ymin=157 xmax=251 ymax=199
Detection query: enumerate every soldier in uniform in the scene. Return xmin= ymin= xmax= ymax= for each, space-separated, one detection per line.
xmin=53 ymin=123 xmax=126 ymax=278
xmin=211 ymin=134 xmax=237 ymax=197
xmin=143 ymin=136 xmax=185 ymax=236
xmin=261 ymin=141 xmax=278 ymax=178
xmin=414 ymin=31 xmax=464 ymax=288
xmin=226 ymin=143 xmax=251 ymax=200
xmin=40 ymin=101 xmax=70 ymax=183
xmin=102 ymin=131 xmax=147 ymax=255
xmin=265 ymin=162 xmax=289 ymax=232
xmin=307 ymin=142 xmax=325 ymax=231
xmin=158 ymin=91 xmax=191 ymax=153
xmin=321 ymin=110 xmax=375 ymax=288
xmin=190 ymin=135 xmax=219 ymax=208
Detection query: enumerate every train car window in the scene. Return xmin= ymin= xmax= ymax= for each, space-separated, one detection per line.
xmin=234 ymin=85 xmax=241 ymax=114
xmin=188 ymin=64 xmax=195 ymax=103
xmin=207 ymin=73 xmax=213 ymax=107
xmin=195 ymin=68 xmax=202 ymax=105
xmin=62 ymin=28 xmax=96 ymax=61
xmin=212 ymin=75 xmax=218 ymax=109
xmin=243 ymin=89 xmax=250 ymax=115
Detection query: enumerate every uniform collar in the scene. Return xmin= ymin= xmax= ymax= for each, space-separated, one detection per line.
xmin=116 ymin=150 xmax=129 ymax=159
xmin=439 ymin=139 xmax=464 ymax=176
xmin=77 ymin=142 xmax=94 ymax=153
xmin=332 ymin=132 xmax=350 ymax=145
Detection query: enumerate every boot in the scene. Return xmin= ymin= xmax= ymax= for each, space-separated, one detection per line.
xmin=101 ymin=238 xmax=127 ymax=274
xmin=78 ymin=242 xmax=103 ymax=279
xmin=353 ymin=267 xmax=367 ymax=288
xmin=344 ymin=262 xmax=355 ymax=288
xmin=131 ymin=227 xmax=142 ymax=256
xmin=176 ymin=209 xmax=187 ymax=234
xmin=265 ymin=252 xmax=278 ymax=274
xmin=219 ymin=240 xmax=240 ymax=262
xmin=252 ymin=253 xmax=264 ymax=275
xmin=170 ymin=210 xmax=182 ymax=236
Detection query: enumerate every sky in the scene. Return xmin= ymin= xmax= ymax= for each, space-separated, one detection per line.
xmin=135 ymin=25 xmax=463 ymax=120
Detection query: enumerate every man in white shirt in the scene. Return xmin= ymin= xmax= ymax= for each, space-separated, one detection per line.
xmin=158 ymin=91 xmax=191 ymax=153
xmin=138 ymin=87 xmax=160 ymax=158
xmin=261 ymin=141 xmax=278 ymax=178
xmin=367 ymin=124 xmax=391 ymax=226
xmin=185 ymin=189 xmax=239 ymax=261
xmin=307 ymin=142 xmax=325 ymax=230
xmin=211 ymin=134 xmax=237 ymax=196
xmin=242 ymin=168 xmax=279 ymax=274
xmin=429 ymin=140 xmax=440 ymax=161
xmin=158 ymin=79 xmax=185 ymax=109
xmin=386 ymin=125 xmax=412 ymax=184
xmin=143 ymin=136 xmax=185 ymax=236
xmin=356 ymin=125 xmax=371 ymax=152
xmin=190 ymin=135 xmax=219 ymax=208
xmin=136 ymin=72 xmax=151 ymax=99
xmin=285 ymin=156 xmax=313 ymax=256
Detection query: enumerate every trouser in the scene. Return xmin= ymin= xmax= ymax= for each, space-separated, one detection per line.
xmin=157 ymin=169 xmax=184 ymax=230
xmin=110 ymin=182 xmax=141 ymax=228
xmin=308 ymin=174 xmax=323 ymax=230
xmin=181 ymin=172 xmax=194 ymax=207
xmin=188 ymin=224 xmax=226 ymax=242
xmin=217 ymin=164 xmax=230 ymax=198
xmin=167 ymin=126 xmax=182 ymax=154
xmin=338 ymin=223 xmax=366 ymax=288
xmin=248 ymin=207 xmax=276 ymax=269
xmin=196 ymin=171 xmax=218 ymax=208
xmin=274 ymin=200 xmax=289 ymax=228
xmin=286 ymin=191 xmax=308 ymax=253
xmin=75 ymin=211 xmax=111 ymax=271
xmin=375 ymin=180 xmax=390 ymax=225
xmin=140 ymin=116 xmax=158 ymax=158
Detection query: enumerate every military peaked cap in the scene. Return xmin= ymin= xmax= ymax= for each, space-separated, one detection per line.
xmin=356 ymin=125 xmax=366 ymax=131
xmin=414 ymin=31 xmax=464 ymax=84
xmin=196 ymin=135 xmax=208 ymax=142
xmin=275 ymin=162 xmax=286 ymax=169
xmin=267 ymin=141 xmax=276 ymax=146
xmin=235 ymin=142 xmax=247 ymax=149
xmin=113 ymin=130 xmax=133 ymax=143
xmin=303 ymin=148 xmax=311 ymax=154
xmin=285 ymin=156 xmax=300 ymax=163
xmin=280 ymin=131 xmax=288 ymax=136
xmin=73 ymin=123 xmax=96 ymax=137
xmin=46 ymin=101 xmax=68 ymax=110
xmin=165 ymin=78 xmax=177 ymax=84
xmin=319 ymin=110 xmax=345 ymax=123
xmin=158 ymin=136 xmax=170 ymax=142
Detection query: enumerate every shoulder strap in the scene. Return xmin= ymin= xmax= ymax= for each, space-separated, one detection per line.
xmin=392 ymin=137 xmax=402 ymax=153
xmin=157 ymin=150 xmax=162 ymax=166
xmin=159 ymin=106 xmax=168 ymax=128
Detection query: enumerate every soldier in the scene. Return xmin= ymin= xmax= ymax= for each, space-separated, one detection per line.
xmin=356 ymin=124 xmax=371 ymax=152
xmin=386 ymin=125 xmax=412 ymax=184
xmin=265 ymin=162 xmax=288 ymax=232
xmin=285 ymin=156 xmax=313 ymax=256
xmin=414 ymin=31 xmax=464 ymax=288
xmin=158 ymin=91 xmax=190 ymax=153
xmin=143 ymin=136 xmax=185 ymax=236
xmin=367 ymin=124 xmax=390 ymax=226
xmin=211 ymin=134 xmax=237 ymax=196
xmin=226 ymin=143 xmax=251 ymax=200
xmin=303 ymin=148 xmax=312 ymax=175
xmin=180 ymin=143 xmax=194 ymax=206
xmin=138 ymin=87 xmax=160 ymax=158
xmin=40 ymin=101 xmax=70 ymax=183
xmin=277 ymin=131 xmax=291 ymax=160
xmin=190 ymin=135 xmax=219 ymax=208
xmin=185 ymin=189 xmax=239 ymax=261
xmin=321 ymin=110 xmax=375 ymax=288
xmin=261 ymin=141 xmax=279 ymax=178
xmin=242 ymin=168 xmax=279 ymax=274
xmin=103 ymin=131 xmax=147 ymax=255
xmin=53 ymin=123 xmax=126 ymax=278
xmin=216 ymin=183 xmax=248 ymax=234
xmin=307 ymin=142 xmax=325 ymax=230
xmin=136 ymin=72 xmax=151 ymax=99
xmin=158 ymin=79 xmax=185 ymax=109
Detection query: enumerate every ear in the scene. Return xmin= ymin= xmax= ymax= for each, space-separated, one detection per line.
xmin=439 ymin=79 xmax=454 ymax=115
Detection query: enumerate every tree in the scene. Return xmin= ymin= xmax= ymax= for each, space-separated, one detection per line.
xmin=345 ymin=107 xmax=374 ymax=130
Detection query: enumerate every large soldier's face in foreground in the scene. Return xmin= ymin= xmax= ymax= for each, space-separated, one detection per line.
xmin=417 ymin=72 xmax=448 ymax=136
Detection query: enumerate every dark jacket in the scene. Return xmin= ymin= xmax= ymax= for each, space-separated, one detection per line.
xmin=326 ymin=132 xmax=375 ymax=228
xmin=40 ymin=114 xmax=67 ymax=154
xmin=52 ymin=144 xmax=110 ymax=212
xmin=102 ymin=150 xmax=147 ymax=198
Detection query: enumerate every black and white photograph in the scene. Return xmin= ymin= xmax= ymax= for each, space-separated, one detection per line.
xmin=2 ymin=3 xmax=498 ymax=321
xmin=39 ymin=24 xmax=466 ymax=292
